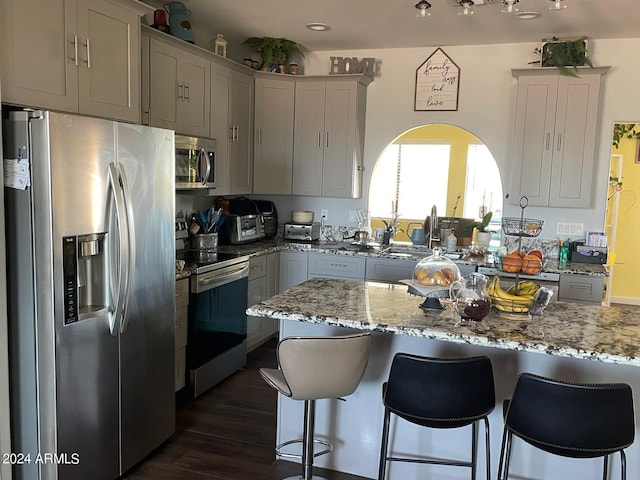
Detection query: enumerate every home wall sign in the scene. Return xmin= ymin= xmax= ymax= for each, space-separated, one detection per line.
xmin=415 ymin=48 xmax=460 ymax=111
xmin=330 ymin=56 xmax=375 ymax=75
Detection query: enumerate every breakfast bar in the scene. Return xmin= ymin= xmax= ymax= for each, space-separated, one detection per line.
xmin=247 ymin=278 xmax=640 ymax=480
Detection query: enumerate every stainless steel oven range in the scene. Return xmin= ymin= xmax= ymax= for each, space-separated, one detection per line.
xmin=177 ymin=250 xmax=250 ymax=398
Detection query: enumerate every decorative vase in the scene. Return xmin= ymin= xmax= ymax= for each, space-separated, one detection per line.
xmin=164 ymin=2 xmax=194 ymax=44
xmin=477 ymin=231 xmax=491 ymax=250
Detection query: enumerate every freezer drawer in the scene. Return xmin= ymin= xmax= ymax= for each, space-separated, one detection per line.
xmin=559 ymin=274 xmax=604 ymax=304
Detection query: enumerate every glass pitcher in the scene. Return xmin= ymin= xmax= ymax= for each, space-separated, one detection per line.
xmin=449 ymin=272 xmax=492 ymax=321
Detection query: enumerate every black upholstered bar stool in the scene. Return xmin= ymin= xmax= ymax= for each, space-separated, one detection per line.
xmin=259 ymin=332 xmax=371 ymax=480
xmin=378 ymin=353 xmax=495 ymax=480
xmin=498 ymin=372 xmax=635 ymax=480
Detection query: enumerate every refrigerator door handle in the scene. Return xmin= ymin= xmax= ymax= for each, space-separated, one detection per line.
xmin=107 ymin=163 xmax=129 ymax=336
xmin=117 ymin=165 xmax=136 ymax=335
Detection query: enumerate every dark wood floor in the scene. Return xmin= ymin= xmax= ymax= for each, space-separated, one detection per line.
xmin=123 ymin=338 xmax=372 ymax=480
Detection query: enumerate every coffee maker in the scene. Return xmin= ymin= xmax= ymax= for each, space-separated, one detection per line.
xmin=253 ymin=200 xmax=278 ymax=238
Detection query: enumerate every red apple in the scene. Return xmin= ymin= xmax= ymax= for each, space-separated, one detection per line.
xmin=528 ymin=250 xmax=544 ymax=261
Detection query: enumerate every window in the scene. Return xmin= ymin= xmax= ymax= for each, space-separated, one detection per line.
xmin=463 ymin=143 xmax=503 ymax=221
xmin=369 ymin=142 xmax=451 ymax=219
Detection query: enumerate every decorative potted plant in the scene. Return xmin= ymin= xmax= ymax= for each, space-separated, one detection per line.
xmin=242 ymin=36 xmax=304 ymax=72
xmin=613 ymin=123 xmax=640 ymax=148
xmin=466 ymin=212 xmax=493 ymax=249
xmin=536 ymin=36 xmax=592 ymax=77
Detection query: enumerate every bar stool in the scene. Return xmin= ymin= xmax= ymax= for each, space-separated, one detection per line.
xmin=378 ymin=353 xmax=495 ymax=480
xmin=259 ymin=332 xmax=371 ymax=480
xmin=498 ymin=372 xmax=635 ymax=480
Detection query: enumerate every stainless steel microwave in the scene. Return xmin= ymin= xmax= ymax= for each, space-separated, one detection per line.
xmin=175 ymin=135 xmax=216 ymax=189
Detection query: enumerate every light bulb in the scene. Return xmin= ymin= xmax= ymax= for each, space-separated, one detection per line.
xmin=458 ymin=0 xmax=475 ymax=16
xmin=415 ymin=0 xmax=432 ymax=18
xmin=501 ymin=0 xmax=519 ymax=13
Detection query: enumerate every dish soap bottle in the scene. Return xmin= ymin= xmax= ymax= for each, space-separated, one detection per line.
xmin=446 ymin=232 xmax=457 ymax=251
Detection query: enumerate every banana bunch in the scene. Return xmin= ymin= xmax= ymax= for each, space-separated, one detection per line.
xmin=487 ymin=276 xmax=537 ymax=314
xmin=506 ymin=280 xmax=540 ymax=296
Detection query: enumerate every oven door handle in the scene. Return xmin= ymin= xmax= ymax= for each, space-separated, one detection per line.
xmin=196 ymin=264 xmax=249 ymax=292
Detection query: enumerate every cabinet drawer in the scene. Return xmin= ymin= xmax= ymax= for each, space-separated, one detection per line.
xmin=365 ymin=258 xmax=416 ymax=283
xmin=559 ymin=275 xmax=604 ymax=303
xmin=249 ymin=254 xmax=267 ymax=280
xmin=308 ymin=253 xmax=365 ymax=280
xmin=176 ymin=278 xmax=189 ymax=308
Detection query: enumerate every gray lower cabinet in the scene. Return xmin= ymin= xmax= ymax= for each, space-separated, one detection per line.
xmin=247 ymin=253 xmax=279 ymax=352
xmin=175 ymin=278 xmax=189 ymax=392
xmin=279 ymin=250 xmax=309 ymax=292
xmin=308 ymin=252 xmax=366 ymax=280
xmin=365 ymin=258 xmax=416 ymax=283
xmin=558 ymin=274 xmax=604 ymax=304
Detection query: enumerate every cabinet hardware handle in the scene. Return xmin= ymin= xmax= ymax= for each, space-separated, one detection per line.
xmin=235 ymin=125 xmax=239 ymax=142
xmin=545 ymin=133 xmax=551 ymax=151
xmin=184 ymin=82 xmax=190 ymax=102
xmin=317 ymin=131 xmax=321 ymax=148
xmin=258 ymin=129 xmax=262 ymax=145
xmin=86 ymin=38 xmax=91 ymax=68
xmin=70 ymin=35 xmax=78 ymax=66
xmin=556 ymin=133 xmax=562 ymax=151
xmin=325 ymin=131 xmax=329 ymax=148
xmin=177 ymin=82 xmax=183 ymax=100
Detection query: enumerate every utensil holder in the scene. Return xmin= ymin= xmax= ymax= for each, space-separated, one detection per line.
xmin=192 ymin=233 xmax=218 ymax=251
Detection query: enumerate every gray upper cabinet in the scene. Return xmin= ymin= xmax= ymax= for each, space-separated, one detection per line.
xmin=510 ymin=68 xmax=609 ymax=208
xmin=253 ymin=76 xmax=295 ymax=195
xmin=147 ymin=32 xmax=210 ymax=137
xmin=211 ymin=62 xmax=254 ymax=195
xmin=293 ymin=76 xmax=371 ymax=198
xmin=0 ymin=0 xmax=147 ymax=123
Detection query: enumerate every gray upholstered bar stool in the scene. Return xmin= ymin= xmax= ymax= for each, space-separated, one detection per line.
xmin=259 ymin=332 xmax=372 ymax=480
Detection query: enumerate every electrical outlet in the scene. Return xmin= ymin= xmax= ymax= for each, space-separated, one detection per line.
xmin=557 ymin=222 xmax=584 ymax=236
xmin=321 ymin=209 xmax=329 ymax=222
xmin=349 ymin=210 xmax=357 ymax=222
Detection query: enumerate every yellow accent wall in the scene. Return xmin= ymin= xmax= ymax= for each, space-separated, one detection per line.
xmin=609 ymin=136 xmax=640 ymax=299
xmin=371 ymin=124 xmax=482 ymax=242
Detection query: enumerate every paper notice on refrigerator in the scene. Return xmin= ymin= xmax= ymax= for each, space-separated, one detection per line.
xmin=3 ymin=158 xmax=30 ymax=190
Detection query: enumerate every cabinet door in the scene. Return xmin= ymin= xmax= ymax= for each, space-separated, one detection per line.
xmin=149 ymin=39 xmax=180 ymax=130
xmin=308 ymin=253 xmax=366 ymax=280
xmin=266 ymin=252 xmax=280 ymax=297
xmin=253 ymin=77 xmax=295 ymax=194
xmin=77 ymin=0 xmax=141 ymax=122
xmin=178 ymin=51 xmax=210 ymax=137
xmin=247 ymin=276 xmax=268 ymax=351
xmin=230 ymin=71 xmax=254 ymax=194
xmin=0 ymin=0 xmax=78 ymax=112
xmin=322 ymin=81 xmax=364 ymax=198
xmin=210 ymin=63 xmax=232 ymax=194
xmin=292 ymin=81 xmax=325 ymax=196
xmin=509 ymin=74 xmax=558 ymax=207
xmin=149 ymin=39 xmax=210 ymax=137
xmin=548 ymin=74 xmax=601 ymax=208
xmin=365 ymin=258 xmax=417 ymax=283
xmin=279 ymin=251 xmax=308 ymax=292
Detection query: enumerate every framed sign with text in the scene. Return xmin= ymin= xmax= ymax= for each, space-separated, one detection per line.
xmin=414 ymin=48 xmax=460 ymax=111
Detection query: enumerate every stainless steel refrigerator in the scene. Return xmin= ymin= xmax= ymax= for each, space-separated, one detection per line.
xmin=3 ymin=110 xmax=176 ymax=480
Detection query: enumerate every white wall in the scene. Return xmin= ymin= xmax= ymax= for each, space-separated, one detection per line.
xmin=269 ymin=38 xmax=640 ymax=240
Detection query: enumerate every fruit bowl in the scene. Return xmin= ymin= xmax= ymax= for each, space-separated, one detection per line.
xmin=501 ymin=217 xmax=544 ymax=237
xmin=494 ymin=252 xmax=545 ymax=275
xmin=487 ymin=276 xmax=553 ymax=318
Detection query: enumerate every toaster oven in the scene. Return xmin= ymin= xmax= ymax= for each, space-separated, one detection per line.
xmin=284 ymin=223 xmax=321 ymax=242
xmin=221 ymin=214 xmax=266 ymax=244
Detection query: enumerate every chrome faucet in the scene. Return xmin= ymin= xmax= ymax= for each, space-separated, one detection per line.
xmin=427 ymin=204 xmax=439 ymax=249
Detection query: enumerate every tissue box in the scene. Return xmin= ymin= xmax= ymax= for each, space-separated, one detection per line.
xmin=570 ymin=241 xmax=607 ymax=264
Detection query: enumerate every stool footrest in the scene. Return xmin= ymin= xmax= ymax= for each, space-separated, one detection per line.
xmin=275 ymin=438 xmax=333 ymax=459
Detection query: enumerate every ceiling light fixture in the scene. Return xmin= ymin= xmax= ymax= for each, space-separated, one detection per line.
xmin=458 ymin=0 xmax=475 ymax=16
xmin=501 ymin=0 xmax=519 ymax=14
xmin=306 ymin=23 xmax=330 ymax=31
xmin=548 ymin=0 xmax=566 ymax=10
xmin=415 ymin=0 xmax=432 ymax=18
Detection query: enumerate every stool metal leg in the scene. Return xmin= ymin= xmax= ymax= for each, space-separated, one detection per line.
xmin=620 ymin=450 xmax=627 ymax=480
xmin=603 ymin=454 xmax=609 ymax=480
xmin=377 ymin=408 xmax=391 ymax=480
xmin=471 ymin=421 xmax=478 ymax=480
xmin=483 ymin=417 xmax=491 ymax=480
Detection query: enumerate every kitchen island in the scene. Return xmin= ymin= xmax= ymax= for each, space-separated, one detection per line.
xmin=247 ymin=278 xmax=640 ymax=480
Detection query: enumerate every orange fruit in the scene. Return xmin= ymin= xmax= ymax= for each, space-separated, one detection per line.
xmin=501 ymin=252 xmax=523 ymax=273
xmin=522 ymin=254 xmax=543 ymax=275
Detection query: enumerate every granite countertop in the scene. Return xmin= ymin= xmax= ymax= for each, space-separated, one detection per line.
xmin=212 ymin=239 xmax=608 ymax=276
xmin=247 ymin=277 xmax=639 ymax=366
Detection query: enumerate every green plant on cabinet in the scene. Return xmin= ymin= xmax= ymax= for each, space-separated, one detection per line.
xmin=242 ymin=36 xmax=304 ymax=72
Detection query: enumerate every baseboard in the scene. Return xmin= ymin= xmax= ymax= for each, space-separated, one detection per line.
xmin=609 ymin=296 xmax=640 ymax=306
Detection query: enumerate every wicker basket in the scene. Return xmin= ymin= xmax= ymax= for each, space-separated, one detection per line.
xmin=494 ymin=255 xmax=545 ymax=275
xmin=501 ymin=217 xmax=544 ymax=237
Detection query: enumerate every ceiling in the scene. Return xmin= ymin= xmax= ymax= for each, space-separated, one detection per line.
xmin=146 ymin=0 xmax=640 ymax=55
